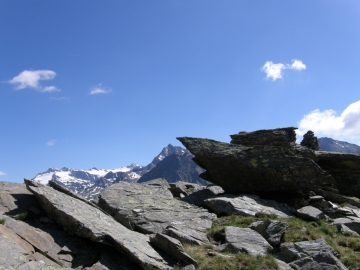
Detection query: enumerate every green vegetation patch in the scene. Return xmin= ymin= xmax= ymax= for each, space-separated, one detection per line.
xmin=0 ymin=219 xmax=4 ymax=225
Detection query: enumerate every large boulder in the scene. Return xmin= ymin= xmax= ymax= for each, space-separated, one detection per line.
xmin=204 ymin=194 xmax=293 ymax=218
xmin=316 ymin=151 xmax=360 ymax=198
xmin=97 ymin=181 xmax=215 ymax=244
xmin=216 ymin=226 xmax=273 ymax=256
xmin=25 ymin=180 xmax=172 ymax=270
xmin=177 ymin=131 xmax=338 ymax=197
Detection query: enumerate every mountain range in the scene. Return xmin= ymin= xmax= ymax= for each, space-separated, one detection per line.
xmin=318 ymin=137 xmax=360 ymax=154
xmin=32 ymin=137 xmax=360 ymax=200
xmin=32 ymin=144 xmax=205 ymax=199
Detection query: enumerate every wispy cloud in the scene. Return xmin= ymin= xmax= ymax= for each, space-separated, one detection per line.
xmin=298 ymin=100 xmax=360 ymax=142
xmin=262 ymin=59 xmax=306 ymax=81
xmin=47 ymin=140 xmax=56 ymax=146
xmin=8 ymin=70 xmax=60 ymax=92
xmin=0 ymin=171 xmax=6 ymax=176
xmin=89 ymin=83 xmax=112 ymax=95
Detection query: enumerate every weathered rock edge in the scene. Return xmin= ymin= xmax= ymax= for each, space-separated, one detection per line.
xmin=24 ymin=180 xmax=172 ymax=270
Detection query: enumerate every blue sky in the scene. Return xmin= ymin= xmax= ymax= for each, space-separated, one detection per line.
xmin=2 ymin=1 xmax=360 ymax=182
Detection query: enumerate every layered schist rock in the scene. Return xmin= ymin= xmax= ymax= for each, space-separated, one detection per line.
xmin=177 ymin=127 xmax=338 ymax=197
xmin=97 ymin=180 xmax=215 ymax=245
xmin=25 ymin=180 xmax=172 ymax=269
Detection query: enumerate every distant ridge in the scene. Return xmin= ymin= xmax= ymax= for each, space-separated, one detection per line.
xmin=318 ymin=137 xmax=360 ymax=154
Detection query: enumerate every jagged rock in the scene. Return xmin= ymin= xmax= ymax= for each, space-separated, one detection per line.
xmin=168 ymin=181 xmax=204 ymax=197
xmin=25 ymin=180 xmax=172 ymax=270
xmin=164 ymin=225 xmax=209 ymax=246
xmin=150 ymin=233 xmax=197 ymax=266
xmin=301 ymin=130 xmax=320 ymax=151
xmin=142 ymin=178 xmax=171 ymax=189
xmin=216 ymin=226 xmax=273 ymax=256
xmin=97 ymin=181 xmax=215 ymax=244
xmin=1 ymin=216 xmax=70 ymax=267
xmin=275 ymin=259 xmax=292 ymax=270
xmin=0 ymin=182 xmax=40 ymax=216
xmin=249 ymin=219 xmax=288 ymax=246
xmin=204 ymin=194 xmax=293 ymax=218
xmin=336 ymin=223 xmax=360 ymax=236
xmin=275 ymin=243 xmax=308 ymax=263
xmin=332 ymin=217 xmax=360 ymax=235
xmin=296 ymin=206 xmax=327 ymax=222
xmin=180 ymin=185 xmax=224 ymax=208
xmin=0 ymin=224 xmax=35 ymax=267
xmin=177 ymin=134 xmax=338 ymax=197
xmin=289 ymin=251 xmax=347 ymax=270
xmin=316 ymin=151 xmax=360 ymax=198
xmin=308 ymin=196 xmax=331 ymax=209
xmin=294 ymin=239 xmax=338 ymax=257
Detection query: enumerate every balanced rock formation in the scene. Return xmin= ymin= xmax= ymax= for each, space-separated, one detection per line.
xmin=177 ymin=127 xmax=338 ymax=198
xmin=300 ymin=130 xmax=320 ymax=151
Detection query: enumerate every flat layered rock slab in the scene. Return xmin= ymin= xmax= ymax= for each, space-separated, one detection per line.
xmin=0 ymin=224 xmax=35 ymax=268
xmin=204 ymin=194 xmax=293 ymax=218
xmin=98 ymin=182 xmax=215 ymax=239
xmin=26 ymin=181 xmax=172 ymax=270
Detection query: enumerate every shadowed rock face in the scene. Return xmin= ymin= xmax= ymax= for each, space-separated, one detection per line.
xmin=316 ymin=151 xmax=360 ymax=198
xmin=177 ymin=136 xmax=337 ymax=196
xmin=25 ymin=181 xmax=172 ymax=270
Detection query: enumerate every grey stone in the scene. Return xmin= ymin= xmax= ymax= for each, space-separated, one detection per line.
xmin=275 ymin=243 xmax=307 ymax=263
xmin=2 ymin=216 xmax=69 ymax=267
xmin=294 ymin=239 xmax=338 ymax=257
xmin=25 ymin=180 xmax=172 ymax=270
xmin=221 ymin=226 xmax=273 ymax=256
xmin=164 ymin=225 xmax=208 ymax=246
xmin=177 ymin=133 xmax=338 ymax=196
xmin=336 ymin=223 xmax=359 ymax=236
xmin=142 ymin=178 xmax=171 ymax=189
xmin=204 ymin=194 xmax=293 ymax=218
xmin=249 ymin=219 xmax=288 ymax=246
xmin=97 ymin=182 xmax=214 ymax=242
xmin=0 ymin=224 xmax=35 ymax=268
xmin=169 ymin=181 xmax=204 ymax=197
xmin=296 ymin=206 xmax=327 ymax=222
xmin=332 ymin=217 xmax=360 ymax=234
xmin=289 ymin=251 xmax=347 ymax=270
xmin=17 ymin=261 xmax=71 ymax=270
xmin=275 ymin=259 xmax=292 ymax=270
xmin=0 ymin=181 xmax=40 ymax=216
xmin=150 ymin=233 xmax=197 ymax=266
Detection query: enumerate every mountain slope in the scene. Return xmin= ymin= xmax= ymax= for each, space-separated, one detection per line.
xmin=138 ymin=152 xmax=207 ymax=185
xmin=318 ymin=137 xmax=360 ymax=154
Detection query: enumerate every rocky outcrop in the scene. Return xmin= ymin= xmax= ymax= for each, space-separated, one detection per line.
xmin=300 ymin=130 xmax=320 ymax=151
xmin=97 ymin=181 xmax=215 ymax=244
xmin=316 ymin=151 xmax=360 ymax=198
xmin=177 ymin=128 xmax=338 ymax=197
xmin=296 ymin=206 xmax=327 ymax=222
xmin=25 ymin=180 xmax=172 ymax=269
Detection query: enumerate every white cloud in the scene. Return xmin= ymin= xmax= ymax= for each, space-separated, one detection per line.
xmin=8 ymin=70 xmax=59 ymax=92
xmin=289 ymin=59 xmax=306 ymax=71
xmin=90 ymin=84 xmax=112 ymax=95
xmin=298 ymin=100 xmax=360 ymax=141
xmin=47 ymin=140 xmax=56 ymax=146
xmin=262 ymin=59 xmax=306 ymax=81
xmin=0 ymin=171 xmax=6 ymax=176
